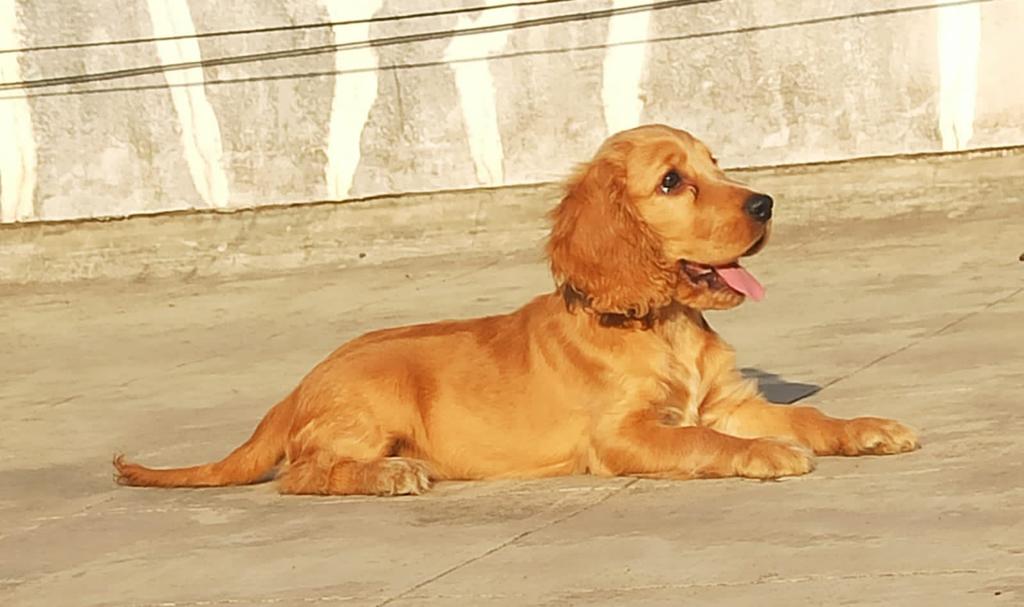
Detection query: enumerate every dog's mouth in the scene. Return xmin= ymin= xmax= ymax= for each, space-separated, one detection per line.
xmin=679 ymin=261 xmax=764 ymax=301
xmin=678 ymin=235 xmax=768 ymax=302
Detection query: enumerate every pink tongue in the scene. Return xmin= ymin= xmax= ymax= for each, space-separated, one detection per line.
xmin=714 ymin=264 xmax=765 ymax=301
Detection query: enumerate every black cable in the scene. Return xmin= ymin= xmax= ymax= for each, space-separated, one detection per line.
xmin=0 ymin=0 xmax=991 ymax=100
xmin=0 ymin=0 xmax=708 ymax=92
xmin=0 ymin=0 xmax=583 ymax=55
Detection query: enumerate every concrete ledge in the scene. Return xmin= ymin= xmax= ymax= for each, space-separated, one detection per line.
xmin=0 ymin=184 xmax=559 ymax=285
xmin=1 ymin=146 xmax=1022 ymax=285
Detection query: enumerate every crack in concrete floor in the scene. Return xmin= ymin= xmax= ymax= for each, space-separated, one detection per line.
xmin=374 ymin=479 xmax=639 ymax=606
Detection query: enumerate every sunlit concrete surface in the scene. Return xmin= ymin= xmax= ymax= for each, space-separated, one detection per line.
xmin=0 ymin=158 xmax=1022 ymax=605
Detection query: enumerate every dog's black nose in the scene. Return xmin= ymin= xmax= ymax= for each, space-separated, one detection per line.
xmin=744 ymin=193 xmax=773 ymax=223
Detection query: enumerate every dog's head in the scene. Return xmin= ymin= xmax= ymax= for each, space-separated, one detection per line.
xmin=548 ymin=124 xmax=772 ymax=316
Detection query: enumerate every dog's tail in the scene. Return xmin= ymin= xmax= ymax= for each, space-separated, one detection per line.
xmin=113 ymin=390 xmax=297 ymax=488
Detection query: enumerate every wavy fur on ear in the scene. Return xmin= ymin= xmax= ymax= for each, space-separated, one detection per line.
xmin=547 ymin=154 xmax=677 ymax=318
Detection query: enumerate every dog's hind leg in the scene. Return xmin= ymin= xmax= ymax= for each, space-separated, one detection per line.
xmin=277 ymin=452 xmax=432 ymax=496
xmin=276 ymin=409 xmax=432 ymax=496
xmin=276 ymin=361 xmax=436 ymax=496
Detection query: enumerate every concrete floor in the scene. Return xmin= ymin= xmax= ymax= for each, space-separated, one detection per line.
xmin=1 ymin=200 xmax=1022 ymax=605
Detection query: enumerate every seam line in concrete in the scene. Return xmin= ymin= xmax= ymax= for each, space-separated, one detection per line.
xmin=410 ymin=567 xmax=995 ymax=601
xmin=127 ymin=593 xmax=366 ymax=606
xmin=812 ymin=286 xmax=1023 ymax=397
xmin=374 ymin=478 xmax=639 ymax=607
xmin=115 ymin=566 xmax=1007 ymax=606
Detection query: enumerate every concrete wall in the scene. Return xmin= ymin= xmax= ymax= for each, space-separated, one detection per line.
xmin=0 ymin=0 xmax=1021 ymax=224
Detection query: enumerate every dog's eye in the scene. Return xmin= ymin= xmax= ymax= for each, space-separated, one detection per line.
xmin=660 ymin=171 xmax=682 ymax=193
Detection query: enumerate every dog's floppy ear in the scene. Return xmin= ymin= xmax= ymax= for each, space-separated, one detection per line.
xmin=547 ymin=155 xmax=677 ymax=318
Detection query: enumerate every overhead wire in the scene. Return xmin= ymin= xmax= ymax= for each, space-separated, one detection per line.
xmin=0 ymin=0 xmax=710 ymax=92
xmin=0 ymin=0 xmax=992 ymax=101
xmin=0 ymin=0 xmax=583 ymax=55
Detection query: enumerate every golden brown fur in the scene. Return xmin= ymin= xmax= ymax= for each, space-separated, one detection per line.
xmin=114 ymin=124 xmax=919 ymax=495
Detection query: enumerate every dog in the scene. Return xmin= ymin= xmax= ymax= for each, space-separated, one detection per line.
xmin=114 ymin=124 xmax=919 ymax=495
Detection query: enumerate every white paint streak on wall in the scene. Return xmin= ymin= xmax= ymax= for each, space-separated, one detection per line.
xmin=444 ymin=0 xmax=518 ymax=186
xmin=602 ymin=0 xmax=652 ymax=135
xmin=0 ymin=0 xmax=38 ymax=223
xmin=323 ymin=0 xmax=382 ymax=200
xmin=146 ymin=0 xmax=229 ymax=208
xmin=937 ymin=1 xmax=981 ymax=151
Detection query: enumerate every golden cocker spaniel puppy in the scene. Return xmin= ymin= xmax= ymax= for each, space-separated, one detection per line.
xmin=115 ymin=124 xmax=919 ymax=495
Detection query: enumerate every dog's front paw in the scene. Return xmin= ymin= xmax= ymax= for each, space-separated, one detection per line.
xmin=734 ymin=438 xmax=816 ymax=480
xmin=837 ymin=417 xmax=920 ymax=456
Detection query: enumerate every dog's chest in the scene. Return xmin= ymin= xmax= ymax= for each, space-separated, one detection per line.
xmin=643 ymin=324 xmax=714 ymax=428
xmin=660 ymin=351 xmax=705 ymax=427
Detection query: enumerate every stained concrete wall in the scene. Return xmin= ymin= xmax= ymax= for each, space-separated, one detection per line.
xmin=0 ymin=0 xmax=1021 ymax=224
